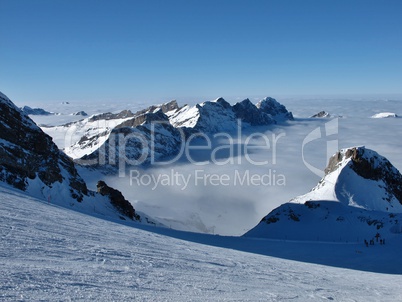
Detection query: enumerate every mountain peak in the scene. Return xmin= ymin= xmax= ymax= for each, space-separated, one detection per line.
xmin=323 ymin=146 xmax=402 ymax=206
xmin=245 ymin=147 xmax=402 ymax=241
xmin=256 ymin=97 xmax=294 ymax=121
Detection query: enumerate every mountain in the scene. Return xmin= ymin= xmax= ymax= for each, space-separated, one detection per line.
xmin=169 ymin=96 xmax=292 ymax=134
xmin=244 ymin=146 xmax=402 ymax=241
xmin=78 ymin=108 xmax=183 ymax=169
xmin=0 ymin=91 xmax=158 ymax=223
xmin=256 ymin=97 xmax=294 ymax=121
xmin=0 ymin=92 xmax=87 ymax=202
xmin=71 ymin=110 xmax=88 ymax=116
xmin=47 ymin=97 xmax=291 ymax=172
xmin=20 ymin=105 xmax=54 ymax=116
xmin=311 ymin=111 xmax=331 ymax=118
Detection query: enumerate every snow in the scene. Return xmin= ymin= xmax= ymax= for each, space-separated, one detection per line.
xmin=10 ymin=96 xmax=402 ymax=236
xmin=42 ymin=115 xmax=134 ymax=159
xmin=1 ymin=185 xmax=402 ymax=301
xmin=371 ymin=112 xmax=398 ymax=118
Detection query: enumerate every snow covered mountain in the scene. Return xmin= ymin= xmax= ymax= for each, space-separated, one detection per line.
xmin=244 ymin=146 xmax=402 ymax=241
xmin=0 ymin=91 xmax=158 ymax=224
xmin=61 ymin=97 xmax=292 ymax=171
xmin=78 ymin=108 xmax=184 ymax=169
xmin=169 ymin=96 xmax=292 ymax=134
xmin=256 ymin=97 xmax=294 ymax=121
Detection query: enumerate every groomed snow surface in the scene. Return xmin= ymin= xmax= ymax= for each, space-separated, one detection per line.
xmin=1 ymin=185 xmax=402 ymax=301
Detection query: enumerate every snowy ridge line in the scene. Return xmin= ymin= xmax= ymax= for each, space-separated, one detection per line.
xmin=40 ymin=96 xmax=293 ymax=161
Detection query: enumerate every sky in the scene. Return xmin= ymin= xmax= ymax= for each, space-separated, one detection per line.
xmin=1 ymin=0 xmax=401 ymax=104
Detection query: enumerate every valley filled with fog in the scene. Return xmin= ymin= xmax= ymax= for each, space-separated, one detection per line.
xmin=23 ymin=96 xmax=402 ymax=235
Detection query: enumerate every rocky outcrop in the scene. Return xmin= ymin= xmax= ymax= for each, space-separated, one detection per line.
xmin=311 ymin=111 xmax=330 ymax=118
xmin=169 ymin=96 xmax=292 ymax=134
xmin=96 ymin=180 xmax=138 ymax=220
xmin=0 ymin=92 xmax=88 ymax=201
xmin=232 ymin=99 xmax=275 ymax=126
xmin=244 ymin=147 xmax=402 ymax=241
xmin=88 ymin=109 xmax=136 ymax=122
xmin=256 ymin=97 xmax=294 ymax=121
xmin=20 ymin=106 xmax=53 ymax=116
xmin=325 ymin=147 xmax=402 ymax=204
xmin=72 ymin=111 xmax=88 ymax=116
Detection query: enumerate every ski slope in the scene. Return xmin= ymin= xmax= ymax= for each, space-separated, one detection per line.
xmin=1 ymin=185 xmax=401 ymax=301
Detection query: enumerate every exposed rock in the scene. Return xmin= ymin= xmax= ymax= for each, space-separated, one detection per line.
xmin=326 ymin=147 xmax=402 ymax=204
xmin=244 ymin=146 xmax=402 ymax=241
xmin=96 ymin=180 xmax=138 ymax=220
xmin=21 ymin=106 xmax=53 ymax=116
xmin=72 ymin=111 xmax=88 ymax=116
xmin=232 ymin=99 xmax=275 ymax=126
xmin=0 ymin=91 xmax=88 ymax=201
xmin=311 ymin=111 xmax=330 ymax=118
xmin=88 ymin=110 xmax=135 ymax=122
xmin=256 ymin=97 xmax=294 ymax=121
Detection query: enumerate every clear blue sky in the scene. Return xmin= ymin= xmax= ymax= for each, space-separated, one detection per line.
xmin=1 ymin=0 xmax=401 ymax=103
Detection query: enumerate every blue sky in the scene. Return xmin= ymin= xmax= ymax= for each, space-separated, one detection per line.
xmin=1 ymin=0 xmax=401 ymax=103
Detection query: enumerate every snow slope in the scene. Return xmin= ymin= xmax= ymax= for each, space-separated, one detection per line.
xmin=245 ymin=146 xmax=402 ymax=242
xmin=1 ymin=185 xmax=402 ymax=301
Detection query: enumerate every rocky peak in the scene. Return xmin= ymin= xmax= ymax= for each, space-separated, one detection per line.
xmin=214 ymin=97 xmax=232 ymax=109
xmin=21 ymin=106 xmax=53 ymax=116
xmin=232 ymin=99 xmax=275 ymax=126
xmin=115 ymin=109 xmax=170 ymax=129
xmin=256 ymin=97 xmax=294 ymax=120
xmin=0 ymin=91 xmax=88 ymax=201
xmin=97 ymin=180 xmax=138 ymax=220
xmin=88 ymin=110 xmax=136 ymax=122
xmin=311 ymin=111 xmax=330 ymax=118
xmin=325 ymin=147 xmax=402 ymax=204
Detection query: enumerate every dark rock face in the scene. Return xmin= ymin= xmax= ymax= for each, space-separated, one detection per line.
xmin=0 ymin=92 xmax=88 ymax=201
xmin=96 ymin=180 xmax=138 ymax=220
xmin=233 ymin=99 xmax=275 ymax=126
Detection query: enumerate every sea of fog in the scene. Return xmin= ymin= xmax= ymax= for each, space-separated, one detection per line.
xmin=22 ymin=96 xmax=402 ymax=235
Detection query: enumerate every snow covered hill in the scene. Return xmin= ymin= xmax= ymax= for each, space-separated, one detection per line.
xmin=1 ymin=185 xmax=402 ymax=301
xmin=244 ymin=146 xmax=402 ymax=241
xmin=244 ymin=147 xmax=402 ymax=243
xmin=0 ymin=91 xmax=158 ymax=225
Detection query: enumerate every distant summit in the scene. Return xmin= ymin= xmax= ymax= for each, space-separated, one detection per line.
xmin=21 ymin=105 xmax=54 ymax=116
xmin=311 ymin=111 xmax=330 ymax=118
